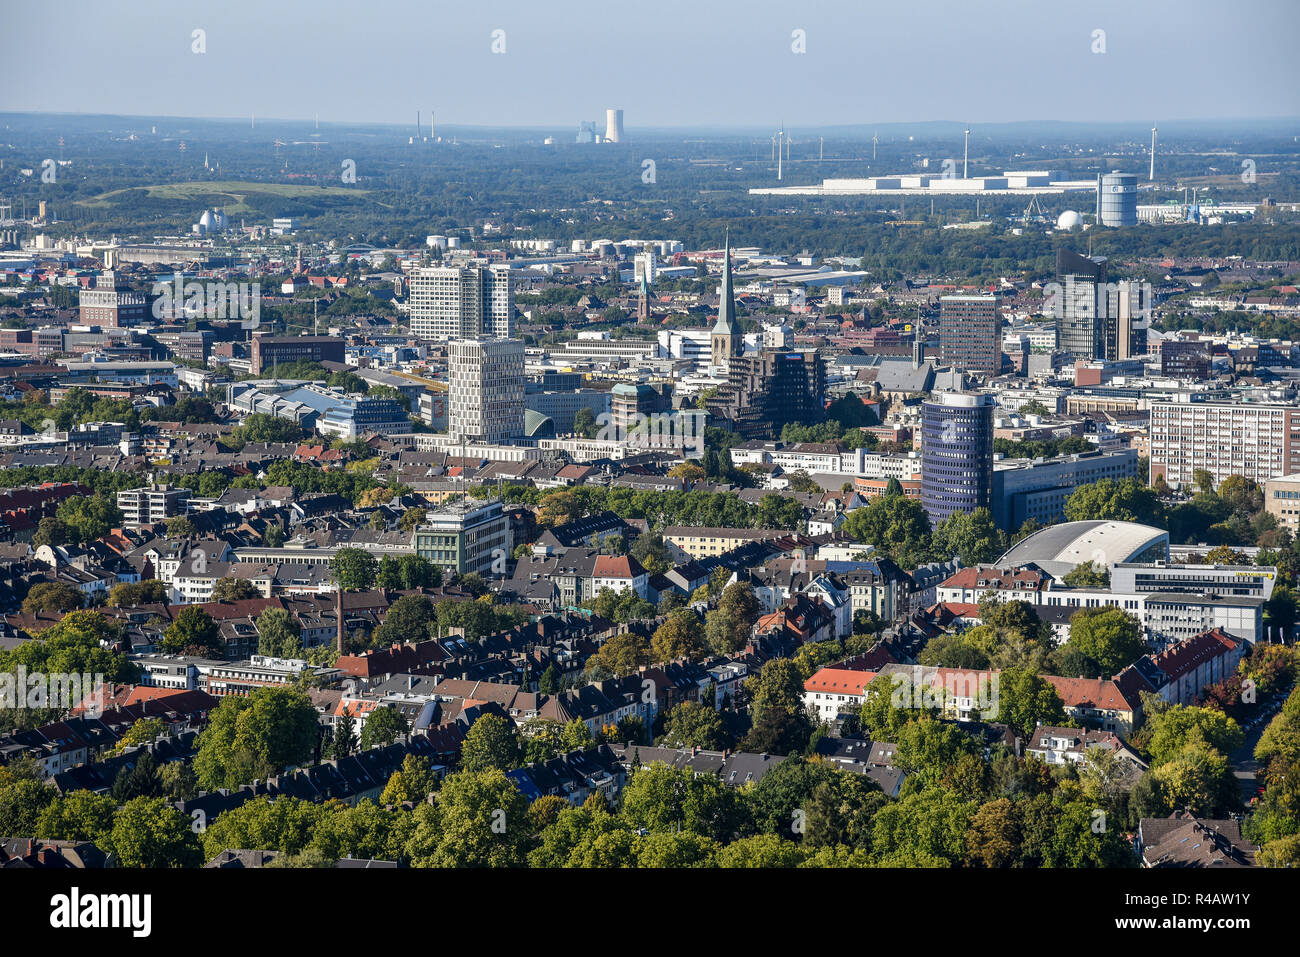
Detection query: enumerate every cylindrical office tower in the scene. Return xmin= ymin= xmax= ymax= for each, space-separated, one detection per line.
xmin=605 ymin=108 xmax=624 ymax=143
xmin=921 ymin=392 xmax=994 ymax=528
xmin=1099 ymin=171 xmax=1138 ymax=227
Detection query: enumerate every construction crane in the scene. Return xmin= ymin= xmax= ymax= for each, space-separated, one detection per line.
xmin=1020 ymin=194 xmax=1048 ymax=225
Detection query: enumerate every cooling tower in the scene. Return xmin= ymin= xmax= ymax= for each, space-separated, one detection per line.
xmin=604 ymin=108 xmax=624 ymax=143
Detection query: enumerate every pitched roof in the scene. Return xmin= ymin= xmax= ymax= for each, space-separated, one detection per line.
xmin=1043 ymin=674 xmax=1144 ymax=713
xmin=592 ymin=555 xmax=644 ymax=580
xmin=1150 ymin=628 xmax=1240 ymax=681
xmin=804 ymin=668 xmax=877 ymax=695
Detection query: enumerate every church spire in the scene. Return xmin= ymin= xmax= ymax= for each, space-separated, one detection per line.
xmin=712 ymin=230 xmax=741 ymax=337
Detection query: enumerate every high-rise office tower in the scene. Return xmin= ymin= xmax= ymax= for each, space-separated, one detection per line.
xmin=405 ymin=264 xmax=513 ymax=341
xmin=921 ymin=392 xmax=994 ymax=528
xmin=448 ymin=338 xmax=525 ymax=443
xmin=1055 ymin=249 xmax=1108 ymax=360
xmin=1108 ymin=279 xmax=1150 ymax=360
xmin=939 ymin=294 xmax=1000 ymax=375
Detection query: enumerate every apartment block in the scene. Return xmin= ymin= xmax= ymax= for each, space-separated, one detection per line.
xmin=413 ymin=499 xmax=512 ymax=577
xmin=448 ymin=338 xmax=525 ymax=444
xmin=117 ymin=485 xmax=190 ymax=526
xmin=1149 ymin=396 xmax=1300 ymax=488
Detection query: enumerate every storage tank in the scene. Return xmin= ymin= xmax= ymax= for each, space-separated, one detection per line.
xmin=1056 ymin=210 xmax=1083 ymax=231
xmin=1099 ymin=172 xmax=1138 ymax=227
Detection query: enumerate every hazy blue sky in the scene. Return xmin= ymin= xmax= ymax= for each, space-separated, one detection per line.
xmin=3 ymin=0 xmax=1297 ymax=129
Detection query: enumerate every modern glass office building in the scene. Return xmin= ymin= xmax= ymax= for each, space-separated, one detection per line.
xmin=921 ymin=391 xmax=994 ymax=528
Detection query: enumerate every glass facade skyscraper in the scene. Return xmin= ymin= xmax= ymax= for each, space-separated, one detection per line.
xmin=921 ymin=391 xmax=995 ymax=528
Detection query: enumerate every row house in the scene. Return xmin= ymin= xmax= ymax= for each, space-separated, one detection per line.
xmin=506 ymin=745 xmax=625 ymax=806
xmin=1025 ymin=725 xmax=1145 ymax=768
xmin=539 ymin=674 xmax=658 ymax=738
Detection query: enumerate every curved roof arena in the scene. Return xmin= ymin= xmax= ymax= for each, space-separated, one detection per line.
xmin=996 ymin=520 xmax=1169 ymax=579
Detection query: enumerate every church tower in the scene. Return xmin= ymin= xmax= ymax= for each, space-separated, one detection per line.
xmin=637 ymin=273 xmax=651 ymax=320
xmin=710 ymin=233 xmax=743 ymax=372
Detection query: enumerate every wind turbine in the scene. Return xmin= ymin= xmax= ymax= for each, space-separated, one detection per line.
xmin=1149 ymin=124 xmax=1158 ymax=181
xmin=872 ymin=130 xmax=878 ymax=161
xmin=963 ymin=127 xmax=971 ymax=179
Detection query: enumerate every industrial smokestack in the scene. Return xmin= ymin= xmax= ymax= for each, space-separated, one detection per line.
xmin=604 ymin=108 xmax=623 ymax=144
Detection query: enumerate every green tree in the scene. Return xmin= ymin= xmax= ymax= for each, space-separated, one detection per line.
xmin=619 ymin=763 xmax=743 ymax=842
xmin=21 ymin=582 xmax=84 ymax=615
xmin=573 ymin=407 xmax=599 ymax=438
xmin=1064 ymin=477 xmax=1164 ymax=526
xmin=32 ymin=517 xmax=69 ymax=547
xmin=1149 ymin=739 xmax=1241 ymax=817
xmin=159 ymin=762 xmax=198 ymax=801
xmin=538 ymin=662 xmax=562 ymax=695
xmin=212 ymin=577 xmax=260 ymax=602
xmin=742 ymin=659 xmax=814 ymax=755
xmin=585 ymin=633 xmax=651 ymax=678
xmin=651 ymin=609 xmax=707 ymax=662
xmin=997 ymin=668 xmax=1067 ymax=737
xmin=107 ymin=579 xmax=168 ymax=607
xmin=1055 ymin=607 xmax=1146 ymax=679
xmin=934 ymin=507 xmax=1004 ymax=566
xmin=110 ymin=796 xmax=203 ymax=868
xmin=373 ymin=594 xmax=435 ymax=646
xmin=1062 ymin=560 xmax=1110 ymax=589
xmin=381 ymin=754 xmax=439 ymax=805
xmin=192 ymin=687 xmax=318 ymax=791
xmin=166 ymin=516 xmax=196 ymax=537
xmin=411 ymin=768 xmax=530 ymax=868
xmin=0 ymin=611 xmax=136 ymax=684
xmin=331 ymin=547 xmax=378 ymax=591
xmin=198 ymin=795 xmax=326 ymax=859
xmin=714 ymin=833 xmax=810 ymax=868
xmin=658 ymin=700 xmax=731 ymax=751
xmin=1144 ymin=705 xmax=1243 ymax=766
xmin=36 ymin=790 xmax=116 ymax=844
xmin=55 ymin=493 xmax=122 ymax=543
xmin=111 ymin=751 xmax=161 ymax=801
xmin=360 ymin=706 xmax=408 ymax=750
xmin=965 ymin=797 xmax=1021 ymax=868
xmin=460 ymin=713 xmax=521 ymax=773
xmin=841 ymin=494 xmax=934 ymax=568
xmin=162 ymin=605 xmax=222 ymax=656
xmin=0 ymin=774 xmax=54 ymax=838
xmin=256 ymin=607 xmax=302 ymax=658
xmin=1258 ymin=833 xmax=1300 ymax=868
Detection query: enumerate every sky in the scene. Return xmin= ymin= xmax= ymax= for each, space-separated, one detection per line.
xmin=3 ymin=0 xmax=1298 ymax=130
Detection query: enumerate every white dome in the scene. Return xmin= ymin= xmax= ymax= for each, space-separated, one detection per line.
xmin=1056 ymin=210 xmax=1083 ymax=231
